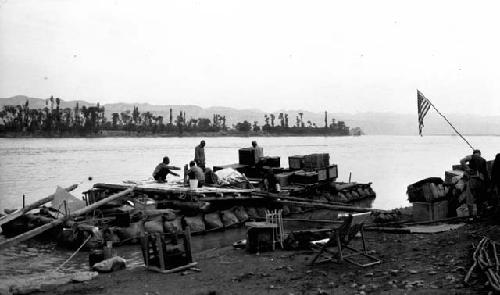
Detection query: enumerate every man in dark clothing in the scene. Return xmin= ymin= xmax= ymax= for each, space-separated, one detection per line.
xmin=153 ymin=156 xmax=180 ymax=182
xmin=491 ymin=153 xmax=500 ymax=206
xmin=461 ymin=149 xmax=489 ymax=216
xmin=187 ymin=160 xmax=205 ymax=188
xmin=194 ymin=140 xmax=206 ymax=170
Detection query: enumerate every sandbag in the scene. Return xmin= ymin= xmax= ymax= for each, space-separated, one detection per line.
xmin=281 ymin=205 xmax=290 ymax=216
xmin=92 ymin=256 xmax=127 ymax=273
xmin=184 ymin=215 xmax=205 ymax=232
xmin=232 ymin=206 xmax=249 ymax=222
xmin=221 ymin=209 xmax=239 ymax=228
xmin=144 ymin=220 xmax=163 ymax=233
xmin=246 ymin=207 xmax=259 ymax=219
xmin=115 ymin=222 xmax=143 ymax=244
xmin=163 ymin=217 xmax=183 ymax=234
xmin=141 ymin=209 xmax=178 ymax=221
xmin=256 ymin=207 xmax=268 ymax=218
xmin=204 ymin=212 xmax=223 ymax=229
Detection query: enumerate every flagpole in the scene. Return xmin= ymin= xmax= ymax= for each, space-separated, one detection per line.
xmin=423 ymin=94 xmax=475 ymax=151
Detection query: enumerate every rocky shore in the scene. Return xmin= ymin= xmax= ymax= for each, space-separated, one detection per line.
xmin=27 ymin=219 xmax=500 ymax=295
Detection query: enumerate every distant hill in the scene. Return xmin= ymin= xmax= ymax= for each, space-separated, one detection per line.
xmin=1 ymin=95 xmax=499 ymax=135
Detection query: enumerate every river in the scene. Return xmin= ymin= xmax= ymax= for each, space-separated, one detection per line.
xmin=1 ymin=135 xmax=499 ymax=210
xmin=0 ymin=135 xmax=499 ymax=280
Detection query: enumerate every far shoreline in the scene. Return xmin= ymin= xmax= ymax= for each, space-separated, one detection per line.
xmin=0 ymin=130 xmax=358 ymax=139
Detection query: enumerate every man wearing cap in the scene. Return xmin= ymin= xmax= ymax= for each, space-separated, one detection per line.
xmin=460 ymin=149 xmax=489 ymax=217
xmin=153 ymin=156 xmax=180 ymax=182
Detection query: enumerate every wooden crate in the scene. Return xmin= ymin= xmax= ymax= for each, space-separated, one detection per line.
xmin=288 ymin=155 xmax=305 ymax=170
xmin=239 ymin=148 xmax=256 ymax=166
xmin=412 ymin=200 xmax=448 ymax=222
xmin=140 ymin=230 xmax=193 ymax=273
xmin=275 ymin=172 xmax=292 ymax=187
xmin=245 ymin=222 xmax=278 ymax=253
xmin=328 ymin=165 xmax=338 ymax=179
xmin=291 ymin=171 xmax=319 ymax=184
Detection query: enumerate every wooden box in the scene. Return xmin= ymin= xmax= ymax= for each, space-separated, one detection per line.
xmin=292 ymin=171 xmax=319 ymax=184
xmin=288 ymin=155 xmax=305 ymax=170
xmin=245 ymin=222 xmax=277 ymax=253
xmin=328 ymin=165 xmax=338 ymax=179
xmin=317 ymin=168 xmax=328 ymax=181
xmin=412 ymin=200 xmax=448 ymax=222
xmin=275 ymin=172 xmax=292 ymax=187
xmin=239 ymin=148 xmax=256 ymax=166
xmin=259 ymin=156 xmax=280 ymax=167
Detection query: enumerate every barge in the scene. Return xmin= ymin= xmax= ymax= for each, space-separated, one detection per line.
xmin=0 ymin=150 xmax=376 ymax=250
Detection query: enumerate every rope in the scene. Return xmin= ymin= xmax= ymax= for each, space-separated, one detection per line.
xmin=427 ymin=98 xmax=475 ymax=150
xmin=465 ymin=237 xmax=500 ymax=291
xmin=54 ymin=235 xmax=92 ymax=272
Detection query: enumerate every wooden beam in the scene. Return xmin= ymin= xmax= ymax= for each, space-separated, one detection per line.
xmin=0 ymin=187 xmax=134 ymax=251
xmin=276 ymin=200 xmax=386 ymax=214
xmin=0 ymin=184 xmax=78 ymax=231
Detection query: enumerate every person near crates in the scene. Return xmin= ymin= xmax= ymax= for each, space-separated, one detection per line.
xmin=153 ymin=156 xmax=180 ymax=182
xmin=188 ymin=160 xmax=205 ymax=188
xmin=490 ymin=153 xmax=500 ymax=208
xmin=251 ymin=141 xmax=264 ymax=163
xmin=460 ymin=149 xmax=489 ymax=217
xmin=194 ymin=140 xmax=206 ymax=170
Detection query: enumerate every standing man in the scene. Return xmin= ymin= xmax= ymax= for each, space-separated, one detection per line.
xmin=251 ymin=141 xmax=264 ymax=164
xmin=195 ymin=140 xmax=206 ymax=170
xmin=460 ymin=149 xmax=489 ymax=217
xmin=153 ymin=156 xmax=180 ymax=182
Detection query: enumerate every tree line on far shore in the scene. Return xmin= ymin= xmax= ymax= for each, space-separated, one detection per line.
xmin=0 ymin=97 xmax=354 ymax=136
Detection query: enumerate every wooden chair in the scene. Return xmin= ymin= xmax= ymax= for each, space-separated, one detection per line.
xmin=311 ymin=214 xmax=381 ymax=267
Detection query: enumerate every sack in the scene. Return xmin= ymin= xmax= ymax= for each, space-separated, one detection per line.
xmin=163 ymin=218 xmax=183 ymax=234
xmin=184 ymin=215 xmax=205 ymax=232
xmin=232 ymin=206 xmax=249 ymax=222
xmin=204 ymin=212 xmax=223 ymax=229
xmin=221 ymin=209 xmax=239 ymax=228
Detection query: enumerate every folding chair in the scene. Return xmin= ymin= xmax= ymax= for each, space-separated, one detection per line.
xmin=310 ymin=214 xmax=381 ymax=267
xmin=265 ymin=209 xmax=284 ymax=249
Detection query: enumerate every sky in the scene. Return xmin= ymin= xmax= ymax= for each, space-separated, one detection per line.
xmin=1 ymin=0 xmax=500 ymax=115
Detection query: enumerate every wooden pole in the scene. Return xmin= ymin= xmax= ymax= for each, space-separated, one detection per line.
xmin=0 ymin=187 xmax=134 ymax=251
xmin=255 ymin=192 xmax=353 ymax=207
xmin=0 ymin=184 xmax=78 ymax=229
xmin=276 ymin=200 xmax=386 ymax=214
xmin=22 ymin=195 xmax=25 ymax=208
xmin=349 ymin=172 xmax=352 ymax=183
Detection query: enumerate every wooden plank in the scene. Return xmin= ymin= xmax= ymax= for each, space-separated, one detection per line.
xmin=277 ymin=200 xmax=386 ymax=214
xmin=0 ymin=184 xmax=78 ymax=231
xmin=147 ymin=262 xmax=198 ymax=274
xmin=0 ymin=187 xmax=134 ymax=251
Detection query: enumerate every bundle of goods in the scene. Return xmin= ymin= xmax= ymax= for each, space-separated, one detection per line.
xmin=215 ymin=168 xmax=248 ymax=186
xmin=406 ymin=177 xmax=448 ymax=203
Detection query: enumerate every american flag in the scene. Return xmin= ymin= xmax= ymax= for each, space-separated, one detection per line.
xmin=417 ymin=90 xmax=431 ymax=136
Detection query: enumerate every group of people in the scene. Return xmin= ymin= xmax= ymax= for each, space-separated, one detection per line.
xmin=152 ymin=140 xmax=206 ymax=187
xmin=152 ymin=140 xmax=263 ymax=188
xmin=460 ymin=150 xmax=500 ymax=217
